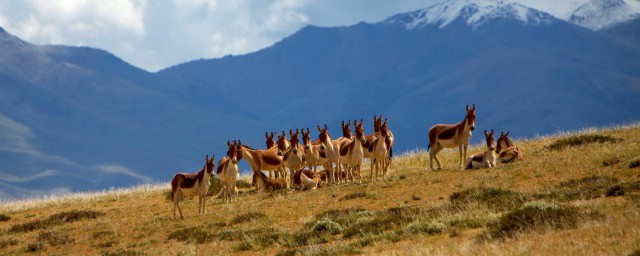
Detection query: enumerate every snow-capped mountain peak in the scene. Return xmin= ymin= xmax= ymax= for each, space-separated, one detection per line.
xmin=568 ymin=0 xmax=640 ymax=30
xmin=383 ymin=0 xmax=555 ymax=29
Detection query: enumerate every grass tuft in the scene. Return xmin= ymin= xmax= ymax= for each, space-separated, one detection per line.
xmin=545 ymin=134 xmax=622 ymax=151
xmin=602 ymin=157 xmax=621 ymax=167
xmin=229 ymin=212 xmax=267 ymax=225
xmin=311 ymin=220 xmax=343 ymax=235
xmin=25 ymin=242 xmax=45 ymax=252
xmin=276 ymin=245 xmax=360 ymax=256
xmin=450 ymin=187 xmax=530 ymax=211
xmin=484 ymin=202 xmax=580 ymax=239
xmin=0 ymin=213 xmax=10 ymax=221
xmin=0 ymin=239 xmax=19 ymax=249
xmin=629 ymin=157 xmax=640 ymax=169
xmin=37 ymin=231 xmax=74 ymax=247
xmin=102 ymin=249 xmax=147 ymax=256
xmin=543 ymin=175 xmax=620 ymax=201
xmin=168 ymin=227 xmax=213 ymax=244
xmin=340 ymin=192 xmax=368 ymax=201
xmin=9 ymin=210 xmax=105 ymax=233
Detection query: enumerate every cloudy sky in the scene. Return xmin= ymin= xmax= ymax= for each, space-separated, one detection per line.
xmin=0 ymin=0 xmax=595 ymax=72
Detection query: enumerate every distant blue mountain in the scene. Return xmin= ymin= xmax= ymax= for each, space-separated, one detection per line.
xmin=1 ymin=0 xmax=639 ymax=199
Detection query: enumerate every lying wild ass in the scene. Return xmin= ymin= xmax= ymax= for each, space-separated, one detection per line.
xmin=496 ymin=131 xmax=522 ymax=163
xmin=252 ymin=169 xmax=287 ymax=192
xmin=171 ymin=155 xmax=215 ymax=219
xmin=465 ymin=130 xmax=497 ymax=169
xmin=428 ymin=104 xmax=477 ymax=171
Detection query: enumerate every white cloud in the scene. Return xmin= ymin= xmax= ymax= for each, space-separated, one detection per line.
xmin=96 ymin=165 xmax=152 ymax=182
xmin=0 ymin=169 xmax=57 ymax=183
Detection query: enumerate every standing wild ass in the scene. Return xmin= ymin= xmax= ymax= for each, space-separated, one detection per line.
xmin=338 ymin=119 xmax=366 ymax=184
xmin=284 ymin=129 xmax=306 ymax=186
xmin=217 ymin=141 xmax=241 ymax=203
xmin=239 ymin=137 xmax=288 ymax=179
xmin=317 ymin=124 xmax=342 ymax=184
xmin=170 ymin=155 xmax=215 ymax=219
xmin=428 ymin=104 xmax=477 ymax=170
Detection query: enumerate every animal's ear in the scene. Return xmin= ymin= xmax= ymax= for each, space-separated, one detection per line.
xmin=347 ymin=120 xmax=351 ymax=126
xmin=307 ymin=128 xmax=310 ymax=133
xmin=228 ymin=141 xmax=231 ymax=146
xmin=484 ymin=130 xmax=488 ymax=136
xmin=211 ymin=155 xmax=215 ymax=161
xmin=342 ymin=120 xmax=345 ymax=126
xmin=296 ymin=128 xmax=300 ymax=134
xmin=490 ymin=129 xmax=494 ymax=136
xmin=500 ymin=131 xmax=504 ymax=136
xmin=324 ymin=124 xmax=328 ymax=130
xmin=472 ymin=104 xmax=476 ymax=111
xmin=466 ymin=104 xmax=470 ymax=111
xmin=360 ymin=119 xmax=364 ymax=126
xmin=289 ymin=129 xmax=293 ymax=136
xmin=317 ymin=125 xmax=322 ymax=132
xmin=265 ymin=132 xmax=268 ymax=138
xmin=505 ymin=131 xmax=510 ymax=136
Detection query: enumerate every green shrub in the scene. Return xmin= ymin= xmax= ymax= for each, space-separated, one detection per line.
xmin=102 ymin=249 xmax=147 ymax=256
xmin=545 ymin=176 xmax=620 ymax=201
xmin=25 ymin=242 xmax=45 ymax=252
xmin=403 ymin=221 xmax=446 ymax=235
xmin=311 ymin=220 xmax=343 ymax=235
xmin=546 ymin=134 xmax=622 ymax=151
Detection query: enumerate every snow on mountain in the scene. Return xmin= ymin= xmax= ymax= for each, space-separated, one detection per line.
xmin=384 ymin=0 xmax=555 ymax=29
xmin=568 ymin=0 xmax=640 ymax=30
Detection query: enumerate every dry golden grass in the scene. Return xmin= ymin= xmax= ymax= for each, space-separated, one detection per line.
xmin=1 ymin=124 xmax=640 ymax=255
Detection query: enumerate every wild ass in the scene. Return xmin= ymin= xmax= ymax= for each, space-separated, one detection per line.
xmin=317 ymin=124 xmax=342 ymax=184
xmin=284 ymin=129 xmax=306 ymax=186
xmin=370 ymin=120 xmax=390 ymax=181
xmin=265 ymin=132 xmax=276 ymax=149
xmin=217 ymin=141 xmax=241 ymax=203
xmin=292 ymin=167 xmax=322 ymax=190
xmin=465 ymin=130 xmax=497 ymax=169
xmin=239 ymin=136 xmax=288 ymax=179
xmin=338 ymin=119 xmax=366 ymax=184
xmin=170 ymin=155 xmax=215 ymax=219
xmin=301 ymin=128 xmax=328 ymax=173
xmin=252 ymin=169 xmax=287 ymax=192
xmin=496 ymin=131 xmax=522 ymax=163
xmin=428 ymin=104 xmax=477 ymax=171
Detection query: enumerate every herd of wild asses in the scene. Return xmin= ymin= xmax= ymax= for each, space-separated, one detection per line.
xmin=170 ymin=105 xmax=522 ymax=219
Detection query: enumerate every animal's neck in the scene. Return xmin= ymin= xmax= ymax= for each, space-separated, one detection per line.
xmin=241 ymin=149 xmax=259 ymax=169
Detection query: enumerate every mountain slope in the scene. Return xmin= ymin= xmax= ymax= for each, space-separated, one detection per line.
xmin=568 ymin=0 xmax=640 ymax=30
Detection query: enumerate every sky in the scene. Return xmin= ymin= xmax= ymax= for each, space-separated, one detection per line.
xmin=0 ymin=0 xmax=613 ymax=72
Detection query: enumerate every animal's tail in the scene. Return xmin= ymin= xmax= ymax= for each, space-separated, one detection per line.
xmin=389 ymin=147 xmax=393 ymax=158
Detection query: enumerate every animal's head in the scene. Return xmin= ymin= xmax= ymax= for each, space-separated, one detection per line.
xmin=380 ymin=119 xmax=391 ymax=138
xmin=205 ymin=155 xmax=215 ymax=174
xmin=373 ymin=115 xmax=383 ymax=133
xmin=227 ymin=141 xmax=240 ymax=164
xmin=341 ymin=120 xmax=352 ymax=138
xmin=302 ymin=128 xmax=311 ymax=150
xmin=265 ymin=132 xmax=276 ymax=149
xmin=355 ymin=119 xmax=366 ymax=144
xmin=290 ymin=129 xmax=300 ymax=154
xmin=496 ymin=131 xmax=515 ymax=154
xmin=276 ymin=133 xmax=288 ymax=156
xmin=317 ymin=124 xmax=330 ymax=151
xmin=484 ymin=130 xmax=495 ymax=151
xmin=466 ymin=104 xmax=476 ymax=131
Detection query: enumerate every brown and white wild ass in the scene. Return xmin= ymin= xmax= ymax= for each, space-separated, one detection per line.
xmin=170 ymin=155 xmax=215 ymax=219
xmin=317 ymin=124 xmax=342 ymax=184
xmin=465 ymin=130 xmax=497 ymax=169
xmin=284 ymin=129 xmax=306 ymax=186
xmin=239 ymin=137 xmax=287 ymax=180
xmin=301 ymin=128 xmax=328 ymax=173
xmin=428 ymin=104 xmax=477 ymax=171
xmin=338 ymin=119 xmax=366 ymax=184
xmin=252 ymin=169 xmax=287 ymax=192
xmin=496 ymin=131 xmax=522 ymax=163
xmin=370 ymin=120 xmax=390 ymax=181
xmin=217 ymin=141 xmax=241 ymax=203
xmin=292 ymin=167 xmax=322 ymax=190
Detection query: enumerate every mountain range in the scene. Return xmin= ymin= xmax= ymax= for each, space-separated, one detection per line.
xmin=1 ymin=0 xmax=639 ymax=200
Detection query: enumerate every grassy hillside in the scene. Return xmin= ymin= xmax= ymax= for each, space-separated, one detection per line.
xmin=1 ymin=124 xmax=640 ymax=255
